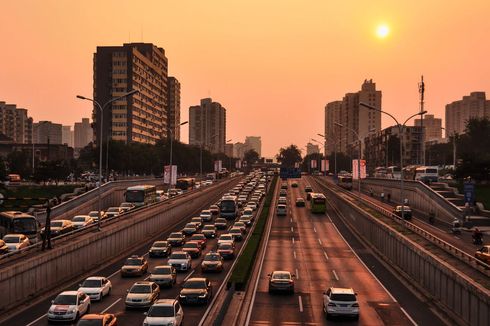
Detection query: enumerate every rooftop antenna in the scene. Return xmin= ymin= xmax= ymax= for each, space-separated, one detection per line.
xmin=419 ymin=75 xmax=426 ymax=165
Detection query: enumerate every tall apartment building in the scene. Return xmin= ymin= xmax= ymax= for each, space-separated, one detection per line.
xmin=445 ymin=92 xmax=490 ymax=136
xmin=233 ymin=142 xmax=246 ymax=159
xmin=62 ymin=126 xmax=74 ymax=147
xmin=189 ymin=98 xmax=226 ymax=154
xmin=244 ymin=136 xmax=262 ymax=157
xmin=167 ymin=77 xmax=181 ymax=141
xmin=93 ymin=43 xmax=168 ymax=145
xmin=74 ymin=118 xmax=93 ymax=149
xmin=224 ymin=143 xmax=234 ymax=157
xmin=0 ymin=101 xmax=33 ymax=143
xmin=324 ymin=80 xmax=381 ymax=157
xmin=33 ymin=121 xmax=62 ymax=144
xmin=414 ymin=114 xmax=442 ymax=143
xmin=306 ymin=142 xmax=320 ymax=155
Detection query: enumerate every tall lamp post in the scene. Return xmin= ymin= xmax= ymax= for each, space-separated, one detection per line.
xmin=226 ymin=139 xmax=233 ymax=172
xmin=360 ymin=102 xmax=426 ymax=218
xmin=317 ymin=133 xmax=337 ymax=178
xmin=310 ymin=138 xmax=325 ymax=175
xmin=169 ymin=121 xmax=188 ymax=188
xmin=76 ymin=89 xmax=139 ymax=231
xmin=440 ymin=127 xmax=456 ymax=168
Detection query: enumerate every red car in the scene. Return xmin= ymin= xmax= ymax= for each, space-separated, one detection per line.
xmin=189 ymin=234 xmax=207 ymax=249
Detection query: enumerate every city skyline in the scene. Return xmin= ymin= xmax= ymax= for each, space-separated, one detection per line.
xmin=1 ymin=1 xmax=490 ymax=156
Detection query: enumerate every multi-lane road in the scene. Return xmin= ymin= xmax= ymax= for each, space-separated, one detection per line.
xmin=248 ymin=177 xmax=446 ymax=325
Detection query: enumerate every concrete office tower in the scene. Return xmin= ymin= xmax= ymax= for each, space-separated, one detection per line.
xmin=225 ymin=143 xmax=234 ymax=157
xmin=0 ymin=101 xmax=33 ymax=143
xmin=414 ymin=114 xmax=442 ymax=143
xmin=245 ymin=136 xmax=262 ymax=157
xmin=33 ymin=121 xmax=62 ymax=144
xmin=74 ymin=118 xmax=93 ymax=149
xmin=93 ymin=43 xmax=168 ymax=145
xmin=325 ymin=79 xmax=382 ymax=156
xmin=306 ymin=142 xmax=320 ymax=155
xmin=167 ymin=77 xmax=181 ymax=141
xmin=189 ymin=98 xmax=226 ymax=154
xmin=233 ymin=142 xmax=246 ymax=159
xmin=62 ymin=126 xmax=74 ymax=147
xmin=445 ymin=92 xmax=490 ymax=136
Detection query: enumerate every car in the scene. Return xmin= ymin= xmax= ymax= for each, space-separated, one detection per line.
xmin=77 ymin=313 xmax=117 ymax=326
xmin=121 ymin=255 xmax=148 ymax=277
xmin=149 ymin=241 xmax=171 ymax=258
xmin=167 ymin=232 xmax=185 ymax=247
xmin=189 ymin=233 xmax=207 ymax=248
xmin=182 ymin=223 xmax=198 ymax=236
xmin=279 ymin=189 xmax=287 ymax=197
xmin=217 ymin=242 xmax=235 ymax=259
xmin=201 ymin=252 xmax=224 ymax=272
xmin=209 ymin=205 xmax=220 ymax=216
xmin=278 ymin=196 xmax=287 ymax=205
xmin=105 ymin=207 xmax=123 ymax=218
xmin=168 ymin=251 xmax=192 ymax=272
xmin=229 ymin=227 xmax=243 ymax=241
xmin=47 ymin=290 xmax=91 ymax=322
xmin=143 ymin=299 xmax=184 ymax=326
xmin=295 ymin=198 xmax=306 ymax=207
xmin=182 ymin=241 xmax=202 ymax=258
xmin=149 ymin=265 xmax=177 ymax=288
xmin=0 ymin=239 xmax=8 ymax=254
xmin=475 ymin=245 xmax=490 ymax=264
xmin=291 ymin=181 xmax=298 ymax=188
xmin=241 ymin=208 xmax=254 ymax=219
xmin=246 ymin=201 xmax=258 ymax=211
xmin=72 ymin=215 xmax=94 ymax=229
xmin=323 ymin=287 xmax=359 ymax=320
xmin=78 ymin=276 xmax=112 ymax=301
xmin=239 ymin=215 xmax=253 ymax=226
xmin=119 ymin=202 xmax=136 ymax=212
xmin=276 ymin=204 xmax=287 ymax=216
xmin=281 ymin=183 xmax=288 ymax=189
xmin=42 ymin=219 xmax=74 ymax=237
xmin=268 ymin=271 xmax=295 ymax=294
xmin=217 ymin=233 xmax=235 ymax=245
xmin=214 ymin=218 xmax=228 ymax=230
xmin=200 ymin=210 xmax=213 ymax=222
xmin=304 ymin=185 xmax=313 ymax=193
xmin=88 ymin=211 xmax=105 ymax=222
xmin=2 ymin=234 xmax=30 ymax=251
xmin=393 ymin=205 xmax=412 ymax=220
xmin=233 ymin=221 xmax=247 ymax=233
xmin=202 ymin=225 xmax=217 ymax=238
xmin=125 ymin=281 xmax=160 ymax=309
xmin=179 ymin=278 xmax=213 ymax=305
xmin=191 ymin=217 xmax=203 ymax=229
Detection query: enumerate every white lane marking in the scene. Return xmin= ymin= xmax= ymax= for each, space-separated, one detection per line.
xmin=101 ymin=298 xmax=121 ymax=313
xmin=291 ymin=226 xmax=294 ymax=233
xmin=26 ymin=314 xmax=46 ymax=326
xmin=332 ymin=270 xmax=339 ymax=281
xmin=107 ymin=269 xmax=120 ymax=279
xmin=318 ymin=238 xmax=323 ymax=245
xmin=295 ymin=268 xmax=299 ymax=279
xmin=183 ymin=269 xmax=195 ymax=282
xmin=298 ymin=295 xmax=304 ymax=312
xmin=454 ymin=236 xmax=460 ymax=240
xmin=290 ymin=218 xmax=293 ymax=223
xmin=144 ymin=275 xmax=150 ymax=280
xmin=313 ymin=227 xmax=317 ymax=233
xmin=143 ymin=252 xmax=149 ymax=257
xmin=400 ymin=307 xmax=418 ymax=325
xmin=292 ymin=237 xmax=295 ymax=245
xmin=323 ymin=251 xmax=329 ymax=260
xmin=293 ymin=251 xmax=297 ymax=259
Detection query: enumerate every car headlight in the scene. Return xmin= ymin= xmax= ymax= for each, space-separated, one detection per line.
xmin=199 ymin=294 xmax=207 ymax=298
xmin=179 ymin=294 xmax=186 ymax=298
xmin=67 ymin=308 xmax=76 ymax=314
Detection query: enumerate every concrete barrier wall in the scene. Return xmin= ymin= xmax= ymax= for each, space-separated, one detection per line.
xmin=0 ymin=178 xmax=236 ymax=313
xmin=322 ymin=185 xmax=490 ymax=326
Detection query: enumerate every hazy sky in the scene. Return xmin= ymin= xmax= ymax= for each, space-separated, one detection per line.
xmin=1 ymin=1 xmax=489 ymax=156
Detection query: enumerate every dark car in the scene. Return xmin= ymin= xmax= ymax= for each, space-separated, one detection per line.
xmin=393 ymin=205 xmax=412 ymax=220
xmin=41 ymin=219 xmax=74 ymax=237
xmin=201 ymin=252 xmax=224 ymax=273
xmin=295 ymin=198 xmax=306 ymax=207
xmin=229 ymin=227 xmax=243 ymax=241
xmin=182 ymin=241 xmax=202 ymax=258
xmin=77 ymin=313 xmax=117 ymax=326
xmin=214 ymin=218 xmax=227 ymax=230
xmin=121 ymin=255 xmax=148 ymax=277
xmin=167 ymin=232 xmax=185 ymax=247
xmin=179 ymin=278 xmax=213 ymax=305
xmin=217 ymin=242 xmax=235 ymax=259
xmin=149 ymin=241 xmax=171 ymax=258
xmin=209 ymin=205 xmax=220 ymax=216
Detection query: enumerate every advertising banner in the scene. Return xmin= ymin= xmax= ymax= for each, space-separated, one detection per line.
xmin=310 ymin=160 xmax=317 ymax=169
xmin=214 ymin=160 xmax=222 ymax=172
xmin=352 ymin=160 xmax=366 ymax=180
xmin=164 ymin=165 xmax=177 ymax=185
xmin=321 ymin=159 xmax=329 ymax=172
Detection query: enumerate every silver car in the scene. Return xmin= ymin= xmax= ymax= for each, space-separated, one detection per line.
xmin=323 ymin=287 xmax=359 ymax=320
xmin=125 ymin=281 xmax=160 ymax=309
xmin=143 ymin=299 xmax=184 ymax=326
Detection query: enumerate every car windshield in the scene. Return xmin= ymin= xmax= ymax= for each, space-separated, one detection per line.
xmin=221 ymin=235 xmax=232 ymax=240
xmin=107 ymin=208 xmax=119 ymax=212
xmin=230 ymin=229 xmax=240 ymax=233
xmin=205 ymin=254 xmax=221 ymax=261
xmin=121 ymin=203 xmax=132 ymax=207
xmin=201 ymin=211 xmax=211 ymax=215
xmin=130 ymin=285 xmax=151 ymax=293
xmin=125 ymin=258 xmax=142 ymax=266
xmin=183 ymin=280 xmax=206 ymax=289
xmin=153 ymin=267 xmax=172 ymax=274
xmin=148 ymin=305 xmax=175 ymax=317
xmin=216 ymin=219 xmax=226 ymax=223
xmin=273 ymin=273 xmax=290 ymax=280
xmin=53 ymin=294 xmax=77 ymax=305
xmin=331 ymin=293 xmax=356 ymax=301
xmin=169 ymin=233 xmax=182 ymax=238
xmin=153 ymin=242 xmax=168 ymax=248
xmin=77 ymin=320 xmax=104 ymax=326
xmin=170 ymin=253 xmax=187 ymax=259
xmin=203 ymin=226 xmax=214 ymax=230
xmin=192 ymin=218 xmax=201 ymax=222
xmin=51 ymin=221 xmax=64 ymax=228
xmin=3 ymin=236 xmax=21 ymax=243
xmin=221 ymin=200 xmax=236 ymax=212
xmin=88 ymin=212 xmax=98 ymax=217
xmin=184 ymin=224 xmax=196 ymax=229
xmin=73 ymin=217 xmax=87 ymax=222
xmin=191 ymin=234 xmax=205 ymax=240
xmin=219 ymin=244 xmax=232 ymax=250
xmin=125 ymin=190 xmax=144 ymax=203
xmin=81 ymin=279 xmax=102 ymax=288
xmin=183 ymin=243 xmax=198 ymax=249
xmin=12 ymin=218 xmax=37 ymax=233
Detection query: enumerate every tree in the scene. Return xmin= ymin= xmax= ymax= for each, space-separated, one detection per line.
xmin=276 ymin=145 xmax=302 ymax=168
xmin=244 ymin=149 xmax=260 ymax=167
xmin=7 ymin=150 xmax=31 ymax=177
xmin=301 ymin=153 xmax=324 ymax=172
xmin=456 ymin=117 xmax=490 ymax=181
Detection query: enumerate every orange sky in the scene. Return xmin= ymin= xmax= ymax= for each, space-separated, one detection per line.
xmin=1 ymin=1 xmax=489 ymax=157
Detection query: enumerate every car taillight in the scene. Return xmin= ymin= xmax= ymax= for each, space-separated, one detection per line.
xmin=327 ymin=302 xmax=336 ymax=307
xmin=352 ymin=303 xmax=359 ymax=307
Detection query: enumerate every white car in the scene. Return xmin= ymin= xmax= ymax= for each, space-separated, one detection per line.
xmin=72 ymin=215 xmax=94 ymax=229
xmin=88 ymin=211 xmax=105 ymax=221
xmin=47 ymin=290 xmax=91 ymax=322
xmin=200 ymin=210 xmax=213 ymax=222
xmin=105 ymin=207 xmax=123 ymax=218
xmin=143 ymin=299 xmax=184 ymax=326
xmin=78 ymin=276 xmax=112 ymax=301
xmin=246 ymin=201 xmax=258 ymax=211
xmin=120 ymin=202 xmax=136 ymax=212
xmin=168 ymin=251 xmax=192 ymax=272
xmin=276 ymin=204 xmax=287 ymax=216
xmin=217 ymin=234 xmax=235 ymax=245
xmin=323 ymin=287 xmax=359 ymax=320
xmin=2 ymin=234 xmax=30 ymax=251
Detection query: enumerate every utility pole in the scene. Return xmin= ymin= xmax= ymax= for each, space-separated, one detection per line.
xmin=419 ymin=75 xmax=426 ymax=165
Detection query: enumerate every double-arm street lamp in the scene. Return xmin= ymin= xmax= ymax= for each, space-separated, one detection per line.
xmin=310 ymin=138 xmax=326 ymax=175
xmin=226 ymin=139 xmax=233 ymax=171
xmin=360 ymin=102 xmax=427 ymax=218
xmin=317 ymin=133 xmax=337 ymax=178
xmin=76 ymin=89 xmax=139 ymax=231
xmin=168 ymin=121 xmax=188 ymax=188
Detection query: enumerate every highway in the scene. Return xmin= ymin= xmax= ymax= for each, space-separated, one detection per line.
xmin=248 ymin=177 xmax=445 ymax=325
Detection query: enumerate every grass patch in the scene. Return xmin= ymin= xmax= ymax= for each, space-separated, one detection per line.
xmin=228 ymin=176 xmax=278 ymax=290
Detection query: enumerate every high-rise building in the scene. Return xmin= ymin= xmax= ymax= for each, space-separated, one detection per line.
xmin=167 ymin=77 xmax=181 ymax=141
xmin=414 ymin=114 xmax=442 ymax=143
xmin=244 ymin=136 xmax=262 ymax=157
xmin=93 ymin=43 xmax=168 ymax=145
xmin=189 ymin=98 xmax=226 ymax=154
xmin=233 ymin=142 xmax=246 ymax=159
xmin=224 ymin=143 xmax=234 ymax=157
xmin=0 ymin=101 xmax=33 ymax=144
xmin=74 ymin=118 xmax=93 ymax=149
xmin=62 ymin=126 xmax=74 ymax=147
xmin=445 ymin=92 xmax=490 ymax=136
xmin=33 ymin=121 xmax=62 ymax=144
xmin=306 ymin=142 xmax=320 ymax=155
xmin=325 ymin=80 xmax=381 ymax=157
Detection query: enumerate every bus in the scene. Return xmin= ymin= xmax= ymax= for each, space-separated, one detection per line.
xmin=124 ymin=185 xmax=157 ymax=207
xmin=337 ymin=175 xmax=353 ymax=190
xmin=310 ymin=193 xmax=327 ymax=214
xmin=414 ymin=166 xmax=438 ymax=183
xmin=220 ymin=195 xmax=238 ymax=220
xmin=0 ymin=211 xmax=40 ymax=243
xmin=386 ymin=166 xmax=401 ymax=179
xmin=373 ymin=167 xmax=387 ymax=178
xmin=176 ymin=178 xmax=195 ymax=191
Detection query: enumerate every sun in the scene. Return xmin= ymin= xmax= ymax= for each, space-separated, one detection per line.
xmin=376 ymin=24 xmax=390 ymax=38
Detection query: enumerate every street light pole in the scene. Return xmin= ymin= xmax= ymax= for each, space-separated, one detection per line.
xmin=226 ymin=139 xmax=233 ymax=172
xmin=317 ymin=133 xmax=337 ymax=178
xmin=77 ymin=89 xmax=139 ymax=231
xmin=360 ymin=102 xmax=426 ymax=218
xmin=169 ymin=121 xmax=188 ymax=188
xmin=441 ymin=127 xmax=456 ymax=168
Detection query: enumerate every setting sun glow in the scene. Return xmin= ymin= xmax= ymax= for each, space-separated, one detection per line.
xmin=376 ymin=24 xmax=390 ymax=38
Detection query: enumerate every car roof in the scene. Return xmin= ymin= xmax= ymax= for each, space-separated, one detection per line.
xmin=187 ymin=277 xmax=206 ymax=282
xmin=329 ymin=287 xmax=355 ymax=294
xmin=59 ymin=290 xmax=80 ymax=296
xmin=85 ymin=276 xmax=105 ymax=281
xmin=272 ymin=270 xmax=291 ymax=275
xmin=132 ymin=281 xmax=153 ymax=286
xmin=154 ymin=299 xmax=177 ymax=305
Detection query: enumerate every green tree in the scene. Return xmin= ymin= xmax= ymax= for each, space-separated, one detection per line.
xmin=456 ymin=117 xmax=490 ymax=181
xmin=7 ymin=150 xmax=31 ymax=177
xmin=301 ymin=153 xmax=324 ymax=172
xmin=244 ymin=149 xmax=260 ymax=167
xmin=276 ymin=145 xmax=302 ymax=168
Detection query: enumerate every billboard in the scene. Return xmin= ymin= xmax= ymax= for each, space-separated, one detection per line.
xmin=321 ymin=159 xmax=329 ymax=172
xmin=214 ymin=160 xmax=222 ymax=172
xmin=235 ymin=160 xmax=242 ymax=169
xmin=352 ymin=160 xmax=366 ymax=180
xmin=164 ymin=165 xmax=177 ymax=185
xmin=310 ymin=160 xmax=317 ymax=169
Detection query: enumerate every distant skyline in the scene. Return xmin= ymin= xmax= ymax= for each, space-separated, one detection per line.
xmin=1 ymin=1 xmax=489 ymax=156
